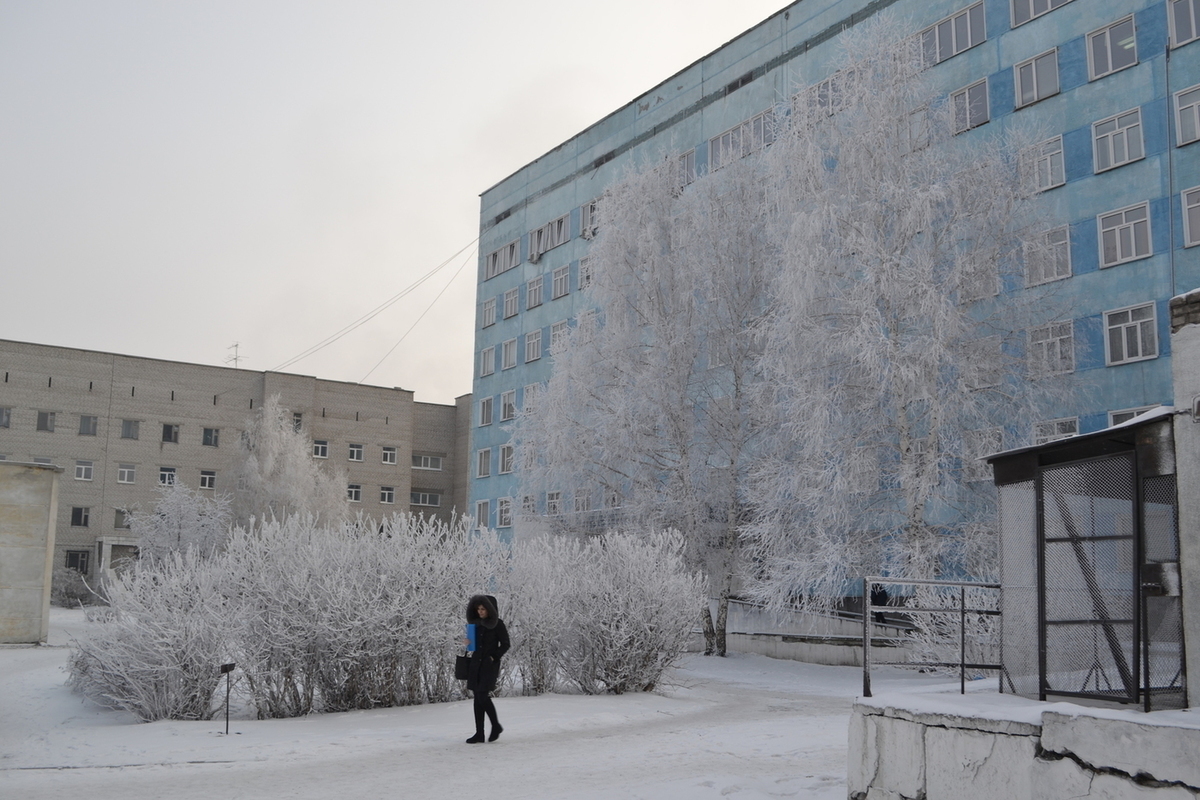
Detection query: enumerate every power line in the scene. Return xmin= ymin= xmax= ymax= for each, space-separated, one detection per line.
xmin=272 ymin=238 xmax=477 ymax=373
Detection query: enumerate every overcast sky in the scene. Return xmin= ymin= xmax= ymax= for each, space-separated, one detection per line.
xmin=0 ymin=0 xmax=787 ymax=404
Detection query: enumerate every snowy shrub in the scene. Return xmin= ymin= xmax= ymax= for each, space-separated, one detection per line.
xmin=553 ymin=530 xmax=704 ymax=694
xmin=51 ymin=566 xmax=101 ymax=607
xmin=67 ymin=550 xmax=236 ymax=722
xmin=505 ymin=534 xmax=581 ymax=694
xmin=127 ymin=481 xmax=232 ymax=561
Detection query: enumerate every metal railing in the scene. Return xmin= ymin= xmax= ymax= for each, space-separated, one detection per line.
xmin=861 ymin=576 xmax=1001 ymax=697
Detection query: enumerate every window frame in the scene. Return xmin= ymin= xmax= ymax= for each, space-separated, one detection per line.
xmin=480 ymin=346 xmax=495 ymax=377
xmin=200 ymin=470 xmax=216 ymax=490
xmin=159 ymin=466 xmax=177 ymax=486
xmin=348 ymin=443 xmax=364 ymax=462
xmin=526 ymin=276 xmax=543 ymax=309
xmin=1104 ymin=302 xmax=1159 ymax=365
xmin=546 ymin=491 xmax=562 ymax=516
xmin=550 ymin=320 xmax=569 ymax=352
xmin=578 ymin=257 xmax=593 ymax=290
xmin=922 ymin=1 xmax=986 ymax=67
xmin=70 ymin=506 xmax=90 ymax=527
xmin=1014 ymin=49 xmax=1059 ymax=109
xmin=497 ymin=497 xmax=512 ymax=528
xmin=411 ymin=490 xmax=441 ymax=507
xmin=1098 ymin=201 xmax=1152 ymax=267
xmin=500 ymin=390 xmax=517 ymax=422
xmin=477 ymin=448 xmax=491 ymax=478
xmin=117 ymin=463 xmax=136 ymax=484
xmin=120 ymin=419 xmax=139 ymax=440
xmin=1035 ymin=417 xmax=1079 ymax=445
xmin=552 ymin=265 xmax=570 ymax=299
xmin=313 ymin=440 xmax=329 ymax=459
xmin=1170 ymin=0 xmax=1200 ymax=48
xmin=382 ymin=446 xmax=397 ymax=464
xmin=162 ymin=423 xmax=180 ymax=444
xmin=501 ymin=339 xmax=517 ymax=370
xmin=202 ymin=427 xmax=219 ymax=447
xmin=74 ymin=460 xmax=93 ymax=481
xmin=479 ymin=396 xmax=493 ymax=426
xmin=475 ymin=500 xmax=490 ymax=529
xmin=1025 ymin=225 xmax=1072 ymax=286
xmin=503 ymin=287 xmax=520 ymax=319
xmin=78 ymin=415 xmax=98 ymax=436
xmin=1184 ymin=186 xmax=1200 ymax=247
xmin=481 ymin=297 xmax=496 ymax=328
xmin=528 ymin=213 xmax=570 ymax=263
xmin=380 ymin=486 xmax=395 ymax=504
xmin=36 ymin=411 xmax=55 ymax=432
xmin=484 ymin=239 xmax=520 ymax=280
xmin=499 ymin=444 xmax=514 ymax=474
xmin=1011 ymin=0 xmax=1073 ymax=28
xmin=1088 ymin=16 xmax=1138 ymax=81
xmin=1176 ymin=84 xmax=1200 ymax=147
xmin=1093 ymin=108 xmax=1144 ymax=173
xmin=0 ymin=407 xmax=9 ymax=428
xmin=525 ymin=329 xmax=542 ymax=363
xmin=709 ymin=108 xmax=776 ymax=171
xmin=412 ymin=454 xmax=443 ymax=471
xmin=952 ymin=79 xmax=989 ymax=134
xmin=65 ymin=550 xmax=90 ymax=574
xmin=1027 ymin=136 xmax=1065 ymax=192
xmin=1110 ymin=406 xmax=1157 ymax=426
xmin=963 ymin=428 xmax=1003 ymax=482
xmin=1028 ymin=320 xmax=1075 ymax=376
xmin=347 ymin=483 xmax=362 ymax=503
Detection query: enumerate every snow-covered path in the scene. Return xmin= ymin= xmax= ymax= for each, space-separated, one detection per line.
xmin=1 ymin=609 xmax=954 ymax=800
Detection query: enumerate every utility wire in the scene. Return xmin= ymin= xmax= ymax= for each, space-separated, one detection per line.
xmin=358 ymin=244 xmax=477 ymax=384
xmin=272 ymin=238 xmax=477 ymax=372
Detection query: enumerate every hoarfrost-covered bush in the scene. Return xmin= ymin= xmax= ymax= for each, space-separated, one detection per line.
xmin=505 ymin=535 xmax=582 ymax=695
xmin=67 ymin=550 xmax=235 ymax=721
xmin=128 ymin=481 xmax=232 ymax=561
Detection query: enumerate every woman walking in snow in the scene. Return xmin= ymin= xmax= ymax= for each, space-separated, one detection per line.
xmin=464 ymin=594 xmax=509 ymax=743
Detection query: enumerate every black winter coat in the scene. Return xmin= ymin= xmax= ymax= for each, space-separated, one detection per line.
xmin=466 ymin=594 xmax=510 ymax=694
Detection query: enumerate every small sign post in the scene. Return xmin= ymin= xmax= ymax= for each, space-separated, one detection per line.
xmin=220 ymin=663 xmax=236 ymax=735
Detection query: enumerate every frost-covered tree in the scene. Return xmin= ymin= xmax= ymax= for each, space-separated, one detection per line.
xmin=516 ymin=156 xmax=774 ymax=656
xmin=742 ymin=23 xmax=1067 ymax=613
xmin=229 ymin=395 xmax=348 ymax=527
xmin=128 ymin=481 xmax=232 ymax=561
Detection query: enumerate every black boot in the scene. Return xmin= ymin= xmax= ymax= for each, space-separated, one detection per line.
xmin=488 ymin=723 xmax=503 ymax=742
xmin=466 ymin=733 xmax=485 ymax=744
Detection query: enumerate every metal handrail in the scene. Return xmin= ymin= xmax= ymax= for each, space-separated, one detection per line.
xmin=861 ymin=576 xmax=1002 ymax=697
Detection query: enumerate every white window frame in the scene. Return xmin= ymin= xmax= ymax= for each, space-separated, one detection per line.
xmin=75 ymin=460 xmax=93 ymax=481
xmin=678 ymin=151 xmax=696 ymax=188
xmin=36 ymin=411 xmax=55 ymax=432
xmin=1015 ymin=49 xmax=1059 ymax=109
xmin=1176 ymin=84 xmax=1200 ymax=146
xmin=159 ymin=466 xmax=177 ymax=486
xmin=412 ymin=454 xmax=443 ymax=471
xmin=1028 ymin=321 xmax=1075 ymax=376
xmin=1012 ymin=0 xmax=1072 ymax=28
xmin=550 ymin=320 xmax=569 ymax=352
xmin=500 ymin=390 xmax=516 ymax=422
xmin=200 ymin=470 xmax=216 ymax=490
xmin=922 ymin=2 xmax=986 ymax=67
xmin=479 ymin=346 xmax=495 ymax=377
xmin=1105 ymin=302 xmax=1159 ymax=365
xmin=552 ymin=265 xmax=570 ymax=299
xmin=120 ymin=419 xmax=139 ymax=440
xmin=1025 ymin=136 xmax=1065 ymax=192
xmin=523 ymin=384 xmax=540 ymax=413
xmin=1025 ymin=226 xmax=1072 ymax=286
xmin=479 ymin=396 xmax=493 ymax=427
xmin=497 ymin=497 xmax=512 ymax=528
xmin=481 ymin=297 xmax=496 ymax=328
xmin=501 ymin=339 xmax=517 ymax=370
xmin=477 ymin=448 xmax=491 ymax=478
xmin=0 ymin=407 xmax=9 ymax=428
xmin=527 ymin=277 xmax=543 ymax=309
xmin=1035 ymin=417 xmax=1078 ymax=445
xmin=1098 ymin=202 xmax=1151 ymax=267
xmin=484 ymin=239 xmax=520 ymax=280
xmin=117 ymin=463 xmax=136 ymax=484
xmin=499 ymin=445 xmax=514 ymax=474
xmin=1088 ymin=17 xmax=1138 ymax=80
xmin=380 ymin=486 xmax=395 ymax=504
xmin=578 ymin=257 xmax=593 ymax=290
xmin=1093 ymin=108 xmax=1144 ymax=172
xmin=1110 ymin=406 xmax=1157 ymax=426
xmin=952 ymin=79 xmax=989 ymax=134
xmin=709 ymin=108 xmax=775 ymax=171
xmin=529 ymin=213 xmax=570 ymax=263
xmin=546 ymin=491 xmax=562 ymax=516
xmin=411 ymin=490 xmax=441 ymax=507
xmin=503 ymin=287 xmax=519 ymax=319
xmin=581 ymin=199 xmax=600 ymax=238
xmin=202 ymin=427 xmax=219 ymax=447
xmin=382 ymin=446 xmax=397 ymax=464
xmin=348 ymin=443 xmax=363 ymax=462
xmin=313 ymin=440 xmax=328 ymax=458
xmin=1170 ymin=0 xmax=1200 ymax=47
xmin=525 ymin=329 xmax=542 ymax=363
xmin=347 ymin=484 xmax=361 ymax=503
xmin=573 ymin=490 xmax=592 ymax=514
xmin=1184 ymin=186 xmax=1200 ymax=247
xmin=475 ymin=500 xmax=490 ymax=529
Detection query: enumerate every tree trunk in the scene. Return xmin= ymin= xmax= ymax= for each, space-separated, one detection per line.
xmin=702 ymin=604 xmax=716 ymax=656
xmin=715 ymin=568 xmax=733 ymax=656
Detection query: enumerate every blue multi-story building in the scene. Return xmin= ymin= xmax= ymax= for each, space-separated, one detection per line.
xmin=471 ymin=0 xmax=1200 ymax=530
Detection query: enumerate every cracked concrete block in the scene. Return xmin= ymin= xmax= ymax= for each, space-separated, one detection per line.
xmin=925 ymin=726 xmax=1036 ymax=800
xmin=1033 ymin=752 xmax=1199 ymax=799
xmin=1041 ymin=712 xmax=1200 ymax=789
xmin=865 ymin=788 xmax=905 ymax=800
xmin=867 ymin=714 xmax=926 ymax=798
xmin=848 ymin=706 xmax=871 ymax=795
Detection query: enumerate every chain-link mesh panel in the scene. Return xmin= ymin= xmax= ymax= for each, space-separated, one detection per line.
xmin=999 ymin=480 xmax=1038 ymax=696
xmin=1143 ymin=474 xmax=1186 ymax=710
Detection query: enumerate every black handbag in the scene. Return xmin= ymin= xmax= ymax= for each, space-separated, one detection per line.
xmin=455 ymin=653 xmax=470 ymax=680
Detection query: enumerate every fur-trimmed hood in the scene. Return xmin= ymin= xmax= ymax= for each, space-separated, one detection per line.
xmin=466 ymin=594 xmax=501 ymax=630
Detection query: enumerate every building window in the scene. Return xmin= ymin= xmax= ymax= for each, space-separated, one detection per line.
xmin=527 ymin=277 xmax=543 ymax=309
xmin=501 ymin=391 xmax=516 ymax=422
xmin=1012 ymin=0 xmax=1072 ymax=27
xmin=477 ymin=448 xmax=491 ymax=478
xmin=503 ymin=287 xmax=520 ymax=319
xmin=552 ymin=266 xmax=570 ymax=300
xmin=1089 ymin=17 xmax=1137 ymax=80
xmin=546 ymin=491 xmax=562 ymax=516
xmin=1099 ymin=202 xmax=1151 ymax=267
xmin=162 ymin=424 xmax=179 ymax=444
xmin=36 ymin=411 xmax=55 ymax=432
xmin=709 ymin=108 xmax=775 ymax=171
xmin=159 ymin=467 xmax=176 ymax=485
xmin=499 ymin=444 xmax=514 ymax=474
xmin=382 ymin=446 xmax=397 ymax=464
xmin=497 ymin=497 xmax=512 ymax=528
xmin=1035 ymin=418 xmax=1078 ymax=445
xmin=78 ymin=415 xmax=98 ymax=436
xmin=1093 ymin=109 xmax=1143 ymax=172
xmin=0 ymin=407 xmax=9 ymax=428
xmin=480 ymin=346 xmax=495 ymax=377
xmin=484 ymin=239 xmax=520 ymax=280
xmin=200 ymin=470 xmax=216 ymax=490
xmin=480 ymin=396 xmax=494 ymax=426
xmin=1025 ymin=136 xmax=1065 ymax=192
xmin=348 ymin=443 xmax=364 ymax=462
xmin=1029 ymin=321 xmax=1075 ymax=376
xmin=120 ymin=419 xmax=139 ymax=439
xmin=313 ymin=440 xmax=329 ymax=458
xmin=293 ymin=412 xmax=303 ymax=432
xmin=1171 ymin=0 xmax=1200 ymax=47
xmin=75 ymin=460 xmax=93 ymax=481
xmin=1015 ymin=50 xmax=1059 ymax=108
xmin=1177 ymin=85 xmax=1200 ymax=146
xmin=347 ymin=484 xmax=361 ymax=502
xmin=114 ymin=509 xmax=131 ymax=529
xmin=579 ymin=257 xmax=593 ymax=290
xmin=475 ymin=500 xmax=490 ymax=529
xmin=952 ymin=79 xmax=989 ymax=133
xmin=1110 ymin=406 xmax=1156 ymax=426
xmin=481 ymin=297 xmax=496 ymax=328
xmin=525 ymin=329 xmax=542 ymax=363
xmin=1025 ymin=226 xmax=1072 ymax=286
xmin=523 ymin=384 xmax=540 ymax=413
xmin=65 ymin=550 xmax=89 ymax=574
xmin=380 ymin=486 xmax=395 ymax=504
xmin=574 ymin=490 xmax=592 ymax=514
xmin=550 ymin=320 xmax=569 ymax=352
xmin=501 ymin=339 xmax=517 ymax=370
xmin=411 ymin=490 xmax=441 ymax=507
xmin=522 ymin=495 xmax=537 ymax=515
xmin=70 ymin=507 xmax=90 ymax=527
xmin=582 ymin=198 xmax=600 ymax=238
xmin=1184 ymin=187 xmax=1200 ymax=247
xmin=412 ymin=454 xmax=443 ymax=470
xmin=1105 ymin=303 xmax=1158 ymax=365
xmin=963 ymin=428 xmax=1003 ymax=482
xmin=202 ymin=427 xmax=219 ymax=447
xmin=529 ymin=213 xmax=570 ymax=263
xmin=117 ymin=463 xmax=136 ymax=484
xmin=922 ymin=2 xmax=986 ymax=66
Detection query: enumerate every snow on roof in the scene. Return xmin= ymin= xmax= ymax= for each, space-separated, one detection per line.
xmin=983 ymin=405 xmax=1176 ymax=463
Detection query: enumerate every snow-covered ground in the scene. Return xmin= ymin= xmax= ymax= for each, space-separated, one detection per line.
xmin=1 ymin=608 xmax=971 ymax=800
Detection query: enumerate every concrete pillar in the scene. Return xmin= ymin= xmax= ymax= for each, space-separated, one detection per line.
xmin=1170 ymin=288 xmax=1200 ymax=708
xmin=0 ymin=462 xmax=61 ymax=643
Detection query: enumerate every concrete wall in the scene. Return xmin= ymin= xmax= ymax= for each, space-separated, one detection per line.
xmin=0 ymin=462 xmax=60 ymax=643
xmin=849 ymin=695 xmax=1200 ymax=799
xmin=1171 ymin=288 xmax=1200 ymax=709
